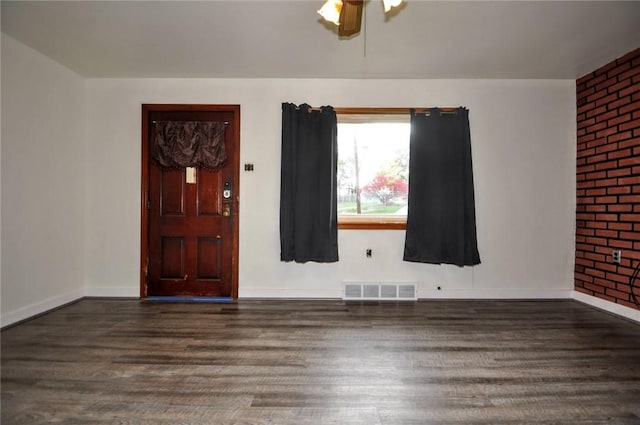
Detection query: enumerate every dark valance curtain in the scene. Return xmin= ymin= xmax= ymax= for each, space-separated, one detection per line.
xmin=280 ymin=103 xmax=339 ymax=263
xmin=153 ymin=121 xmax=227 ymax=169
xmin=404 ymin=108 xmax=480 ymax=266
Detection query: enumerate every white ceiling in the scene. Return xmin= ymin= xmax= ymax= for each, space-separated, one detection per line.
xmin=2 ymin=1 xmax=639 ymax=79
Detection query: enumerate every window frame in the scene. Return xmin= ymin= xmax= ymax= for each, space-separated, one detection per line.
xmin=335 ymin=107 xmax=412 ymax=230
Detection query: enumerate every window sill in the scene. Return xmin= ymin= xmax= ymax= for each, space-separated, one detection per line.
xmin=338 ymin=216 xmax=406 ymax=230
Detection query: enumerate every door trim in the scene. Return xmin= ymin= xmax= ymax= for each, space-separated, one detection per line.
xmin=140 ymin=104 xmax=240 ymax=299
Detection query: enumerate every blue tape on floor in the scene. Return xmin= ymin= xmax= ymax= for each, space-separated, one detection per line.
xmin=145 ymin=296 xmax=234 ymax=303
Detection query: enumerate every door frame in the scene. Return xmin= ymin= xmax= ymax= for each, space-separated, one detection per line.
xmin=140 ymin=104 xmax=240 ymax=299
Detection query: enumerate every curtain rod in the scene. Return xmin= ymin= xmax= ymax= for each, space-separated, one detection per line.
xmin=152 ymin=120 xmax=229 ymax=125
xmin=335 ymin=107 xmax=461 ymax=115
xmin=294 ymin=106 xmax=326 ymax=112
xmin=299 ymin=107 xmax=461 ymax=114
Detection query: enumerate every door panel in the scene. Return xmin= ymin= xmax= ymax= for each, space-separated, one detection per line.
xmin=161 ymin=237 xmax=185 ymax=279
xmin=143 ymin=105 xmax=239 ymax=298
xmin=161 ymin=170 xmax=185 ymax=216
xmin=197 ymin=170 xmax=222 ymax=216
xmin=197 ymin=237 xmax=221 ymax=279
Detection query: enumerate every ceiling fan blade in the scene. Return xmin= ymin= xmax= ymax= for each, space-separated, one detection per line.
xmin=338 ymin=0 xmax=363 ymax=37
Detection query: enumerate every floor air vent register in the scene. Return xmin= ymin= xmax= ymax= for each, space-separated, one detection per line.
xmin=343 ymin=282 xmax=417 ymax=301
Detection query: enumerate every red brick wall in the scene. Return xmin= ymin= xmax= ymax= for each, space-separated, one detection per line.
xmin=575 ymin=48 xmax=640 ymax=309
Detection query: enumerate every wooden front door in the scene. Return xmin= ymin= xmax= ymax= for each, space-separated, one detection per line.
xmin=141 ymin=105 xmax=239 ymax=298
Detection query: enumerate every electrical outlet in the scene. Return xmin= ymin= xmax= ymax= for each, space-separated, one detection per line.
xmin=612 ymin=250 xmax=621 ymax=264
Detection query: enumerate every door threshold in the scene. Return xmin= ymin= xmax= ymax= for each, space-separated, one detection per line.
xmin=145 ymin=296 xmax=234 ymax=303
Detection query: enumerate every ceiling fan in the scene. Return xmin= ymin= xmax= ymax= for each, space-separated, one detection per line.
xmin=318 ymin=0 xmax=403 ymax=37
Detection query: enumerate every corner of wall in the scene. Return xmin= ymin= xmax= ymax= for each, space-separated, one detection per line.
xmin=573 ymin=290 xmax=640 ymax=323
xmin=1 ymin=33 xmax=89 ymax=326
xmin=574 ymin=47 xmax=640 ymax=312
xmin=0 ymin=288 xmax=85 ymax=328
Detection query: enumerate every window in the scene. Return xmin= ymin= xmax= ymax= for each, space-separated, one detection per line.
xmin=336 ymin=108 xmax=410 ymax=230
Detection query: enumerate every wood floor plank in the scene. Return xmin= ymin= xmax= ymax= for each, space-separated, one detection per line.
xmin=2 ymin=299 xmax=640 ymax=424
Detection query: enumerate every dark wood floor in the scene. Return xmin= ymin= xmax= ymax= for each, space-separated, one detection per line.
xmin=2 ymin=299 xmax=640 ymax=424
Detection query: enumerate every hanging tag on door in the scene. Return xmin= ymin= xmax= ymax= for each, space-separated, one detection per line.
xmin=186 ymin=167 xmax=196 ymax=184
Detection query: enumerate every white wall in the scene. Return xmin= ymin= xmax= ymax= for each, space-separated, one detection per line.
xmin=0 ymin=27 xmax=3 ymax=317
xmin=1 ymin=34 xmax=86 ymax=325
xmin=85 ymin=78 xmax=576 ymax=299
xmin=0 ymin=34 xmax=577 ymax=325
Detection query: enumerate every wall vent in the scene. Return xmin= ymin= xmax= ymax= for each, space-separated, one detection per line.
xmin=343 ymin=282 xmax=417 ymax=301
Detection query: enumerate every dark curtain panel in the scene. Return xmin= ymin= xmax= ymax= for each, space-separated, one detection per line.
xmin=280 ymin=103 xmax=339 ymax=263
xmin=404 ymin=108 xmax=480 ymax=266
xmin=153 ymin=121 xmax=227 ymax=169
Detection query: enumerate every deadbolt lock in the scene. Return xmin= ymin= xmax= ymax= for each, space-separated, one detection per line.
xmin=223 ymin=181 xmax=232 ymax=199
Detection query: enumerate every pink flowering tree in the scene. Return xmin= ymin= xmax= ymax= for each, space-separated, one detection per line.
xmin=362 ymin=174 xmax=408 ymax=206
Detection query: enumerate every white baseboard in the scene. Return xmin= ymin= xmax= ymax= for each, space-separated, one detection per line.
xmin=239 ymin=287 xmax=339 ymax=299
xmin=84 ymin=286 xmax=139 ymax=298
xmin=4 ymin=287 xmax=637 ymax=327
xmin=239 ymin=287 xmax=573 ymax=300
xmin=572 ymin=290 xmax=640 ymax=323
xmin=419 ymin=288 xmax=573 ymax=299
xmin=1 ymin=288 xmax=85 ymax=328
